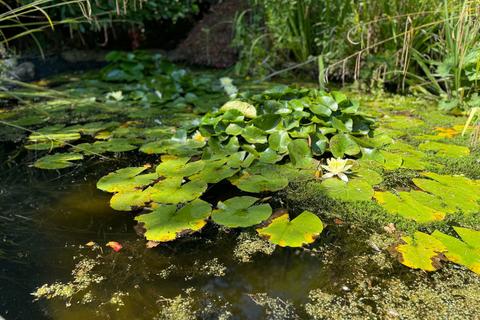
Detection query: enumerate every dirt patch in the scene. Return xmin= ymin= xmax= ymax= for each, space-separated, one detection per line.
xmin=171 ymin=0 xmax=247 ymax=68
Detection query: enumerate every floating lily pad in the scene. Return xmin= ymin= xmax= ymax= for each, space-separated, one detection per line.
xmin=155 ymin=156 xmax=205 ymax=177
xmin=33 ymin=153 xmax=84 ymax=169
xmin=150 ymin=177 xmax=207 ymax=204
xmin=395 ymin=231 xmax=447 ymax=271
xmin=230 ymin=166 xmax=289 ymax=193
xmin=25 ymin=140 xmax=66 ymax=151
xmin=329 ymin=133 xmax=360 ymax=158
xmin=419 ymin=141 xmax=470 ymax=158
xmin=257 ymin=211 xmax=323 ymax=247
xmin=135 ymin=199 xmax=212 ymax=242
xmin=320 ymin=178 xmax=373 ymax=201
xmin=97 ymin=166 xmax=158 ymax=193
xmin=287 ymin=139 xmax=313 ymax=168
xmin=110 ymin=189 xmax=153 ymax=211
xmin=413 ymin=173 xmax=480 ymax=214
xmin=212 ymin=196 xmax=272 ymax=228
xmin=432 ymin=229 xmax=480 ymax=274
xmin=374 ymin=191 xmax=446 ymax=223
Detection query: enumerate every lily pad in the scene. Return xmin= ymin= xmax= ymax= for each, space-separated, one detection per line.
xmin=374 ymin=191 xmax=446 ymax=223
xmin=135 ymin=199 xmax=212 ymax=242
xmin=150 ymin=177 xmax=207 ymax=204
xmin=432 ymin=229 xmax=480 ymax=274
xmin=257 ymin=211 xmax=324 ymax=247
xmin=110 ymin=189 xmax=153 ymax=211
xmin=329 ymin=133 xmax=360 ymax=158
xmin=212 ymin=196 xmax=272 ymax=228
xmin=97 ymin=166 xmax=158 ymax=193
xmin=33 ymin=153 xmax=84 ymax=170
xmin=418 ymin=141 xmax=470 ymax=158
xmin=230 ymin=166 xmax=289 ymax=193
xmin=320 ymin=178 xmax=373 ymax=201
xmin=156 ymin=156 xmax=205 ymax=178
xmin=395 ymin=231 xmax=447 ymax=272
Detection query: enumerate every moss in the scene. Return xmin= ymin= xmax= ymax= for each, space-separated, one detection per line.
xmin=249 ymin=293 xmax=298 ymax=320
xmin=156 ymin=293 xmax=196 ymax=320
xmin=32 ymin=258 xmax=104 ymax=306
xmin=379 ymin=168 xmax=419 ymax=190
xmin=233 ymin=232 xmax=276 ymax=263
xmin=433 ymin=154 xmax=480 ymax=179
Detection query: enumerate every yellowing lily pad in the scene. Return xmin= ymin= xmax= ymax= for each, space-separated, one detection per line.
xmin=135 ymin=199 xmax=212 ymax=242
xmin=432 ymin=229 xmax=480 ymax=274
xmin=212 ymin=196 xmax=272 ymax=228
xmin=97 ymin=166 xmax=158 ymax=193
xmin=257 ymin=211 xmax=323 ymax=247
xmin=395 ymin=231 xmax=447 ymax=271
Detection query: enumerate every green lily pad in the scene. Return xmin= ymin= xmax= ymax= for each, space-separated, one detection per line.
xmin=135 ymin=199 xmax=212 ymax=242
xmin=395 ymin=231 xmax=447 ymax=272
xmin=329 ymin=133 xmax=360 ymax=158
xmin=150 ymin=177 xmax=207 ymax=204
xmin=110 ymin=189 xmax=153 ymax=211
xmin=212 ymin=196 xmax=272 ymax=228
xmin=25 ymin=140 xmax=66 ymax=151
xmin=230 ymin=166 xmax=289 ymax=193
xmin=156 ymin=156 xmax=205 ymax=178
xmin=374 ymin=191 xmax=446 ymax=223
xmin=418 ymin=141 xmax=470 ymax=158
xmin=257 ymin=211 xmax=324 ymax=247
xmin=97 ymin=166 xmax=158 ymax=193
xmin=320 ymin=178 xmax=373 ymax=201
xmin=33 ymin=153 xmax=84 ymax=170
xmin=268 ymin=130 xmax=292 ymax=154
xmin=413 ymin=173 xmax=480 ymax=214
xmin=287 ymin=139 xmax=313 ymax=168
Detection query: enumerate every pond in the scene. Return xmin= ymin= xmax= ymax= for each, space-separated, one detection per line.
xmin=1 ymin=55 xmax=480 ymax=319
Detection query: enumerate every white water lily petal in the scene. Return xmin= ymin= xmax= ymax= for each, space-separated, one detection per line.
xmin=322 ymin=172 xmax=335 ymax=179
xmin=338 ymin=173 xmax=349 ymax=182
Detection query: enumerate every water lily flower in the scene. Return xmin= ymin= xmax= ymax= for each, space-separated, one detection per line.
xmin=192 ymin=130 xmax=207 ymax=143
xmin=321 ymin=158 xmax=354 ymax=182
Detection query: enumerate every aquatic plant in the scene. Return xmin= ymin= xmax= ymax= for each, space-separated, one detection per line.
xmin=94 ymin=86 xmax=377 ymax=247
